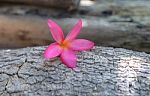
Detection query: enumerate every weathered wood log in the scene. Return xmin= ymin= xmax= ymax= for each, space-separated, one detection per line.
xmin=0 ymin=46 xmax=150 ymax=95
xmin=0 ymin=14 xmax=149 ymax=53
xmin=79 ymin=0 xmax=150 ymax=17
xmin=0 ymin=0 xmax=80 ymax=10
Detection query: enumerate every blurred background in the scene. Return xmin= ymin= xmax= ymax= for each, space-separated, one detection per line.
xmin=0 ymin=0 xmax=149 ymax=53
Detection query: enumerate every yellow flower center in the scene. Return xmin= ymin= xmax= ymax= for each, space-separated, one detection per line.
xmin=59 ymin=40 xmax=70 ymax=49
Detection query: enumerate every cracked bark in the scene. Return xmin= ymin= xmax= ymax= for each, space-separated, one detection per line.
xmin=0 ymin=46 xmax=150 ymax=96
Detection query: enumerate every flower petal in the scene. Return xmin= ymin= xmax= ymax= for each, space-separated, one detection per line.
xmin=61 ymin=49 xmax=77 ymax=68
xmin=70 ymin=39 xmax=94 ymax=51
xmin=44 ymin=42 xmax=62 ymax=59
xmin=48 ymin=19 xmax=64 ymax=43
xmin=65 ymin=19 xmax=82 ymax=41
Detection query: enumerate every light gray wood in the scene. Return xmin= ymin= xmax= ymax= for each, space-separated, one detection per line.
xmin=79 ymin=0 xmax=150 ymax=17
xmin=0 ymin=46 xmax=150 ymax=95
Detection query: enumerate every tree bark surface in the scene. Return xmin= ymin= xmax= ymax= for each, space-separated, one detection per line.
xmin=0 ymin=46 xmax=150 ymax=96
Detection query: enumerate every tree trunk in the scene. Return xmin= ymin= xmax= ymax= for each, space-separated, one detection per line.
xmin=0 ymin=46 xmax=150 ymax=96
xmin=0 ymin=0 xmax=80 ymax=10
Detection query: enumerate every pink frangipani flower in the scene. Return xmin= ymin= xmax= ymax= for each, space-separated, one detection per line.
xmin=44 ymin=19 xmax=94 ymax=68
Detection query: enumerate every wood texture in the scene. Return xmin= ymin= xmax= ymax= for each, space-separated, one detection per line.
xmin=79 ymin=0 xmax=150 ymax=17
xmin=0 ymin=0 xmax=80 ymax=9
xmin=0 ymin=46 xmax=150 ymax=95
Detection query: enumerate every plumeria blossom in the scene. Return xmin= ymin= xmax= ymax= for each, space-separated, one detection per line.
xmin=44 ymin=19 xmax=94 ymax=68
